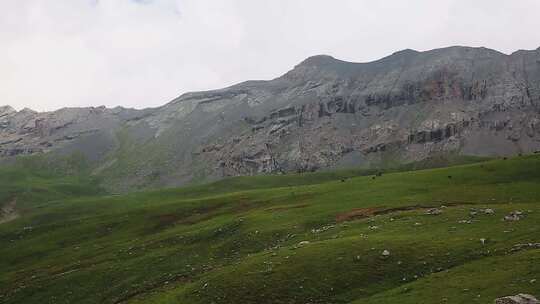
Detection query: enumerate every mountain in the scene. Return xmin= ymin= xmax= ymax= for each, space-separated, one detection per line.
xmin=2 ymin=46 xmax=540 ymax=191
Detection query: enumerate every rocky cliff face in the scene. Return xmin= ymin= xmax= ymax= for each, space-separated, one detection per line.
xmin=2 ymin=46 xmax=540 ymax=190
xmin=0 ymin=105 xmax=146 ymax=160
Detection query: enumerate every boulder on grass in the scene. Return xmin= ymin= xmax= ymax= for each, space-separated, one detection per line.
xmin=494 ymin=294 xmax=539 ymax=304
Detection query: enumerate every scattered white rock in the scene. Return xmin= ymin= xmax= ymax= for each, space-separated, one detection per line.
xmin=382 ymin=250 xmax=390 ymax=257
xmin=297 ymin=241 xmax=310 ymax=247
xmin=510 ymin=243 xmax=540 ymax=252
xmin=484 ymin=208 xmax=495 ymax=215
xmin=494 ymin=293 xmax=539 ymax=304
xmin=425 ymin=208 xmax=443 ymax=215
xmin=311 ymin=225 xmax=335 ymax=234
xmin=504 ymin=211 xmax=525 ymax=221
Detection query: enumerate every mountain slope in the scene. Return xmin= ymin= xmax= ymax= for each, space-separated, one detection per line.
xmin=0 ymin=155 xmax=539 ymax=303
xmin=2 ymin=46 xmax=540 ymax=190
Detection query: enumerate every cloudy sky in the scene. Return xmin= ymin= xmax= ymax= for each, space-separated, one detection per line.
xmin=2 ymin=0 xmax=540 ymax=111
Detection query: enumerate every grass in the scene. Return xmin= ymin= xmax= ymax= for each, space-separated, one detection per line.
xmin=0 ymin=155 xmax=539 ymax=304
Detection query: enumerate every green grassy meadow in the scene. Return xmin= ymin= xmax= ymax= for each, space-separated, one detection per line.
xmin=0 ymin=155 xmax=539 ymax=303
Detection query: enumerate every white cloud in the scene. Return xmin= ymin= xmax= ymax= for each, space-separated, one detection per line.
xmin=1 ymin=0 xmax=539 ymax=111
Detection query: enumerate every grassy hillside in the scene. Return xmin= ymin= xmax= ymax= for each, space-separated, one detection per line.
xmin=0 ymin=156 xmax=103 ymax=212
xmin=0 ymin=155 xmax=539 ymax=303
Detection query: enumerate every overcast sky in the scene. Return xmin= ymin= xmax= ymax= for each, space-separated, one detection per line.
xmin=2 ymin=0 xmax=540 ymax=112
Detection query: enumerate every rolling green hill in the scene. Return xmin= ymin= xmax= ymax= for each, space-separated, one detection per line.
xmin=1 ymin=155 xmax=539 ymax=303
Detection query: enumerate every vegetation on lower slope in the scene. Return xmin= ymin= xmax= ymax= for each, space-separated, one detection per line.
xmin=0 ymin=155 xmax=539 ymax=303
xmin=0 ymin=155 xmax=102 ymax=211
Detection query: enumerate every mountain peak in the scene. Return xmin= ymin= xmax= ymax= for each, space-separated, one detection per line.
xmin=297 ymin=55 xmax=339 ymax=67
xmin=0 ymin=105 xmax=16 ymax=116
xmin=391 ymin=48 xmax=420 ymax=56
xmin=20 ymin=107 xmax=37 ymax=114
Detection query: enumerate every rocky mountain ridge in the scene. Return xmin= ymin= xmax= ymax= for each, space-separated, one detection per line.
xmin=2 ymin=45 xmax=540 ymax=190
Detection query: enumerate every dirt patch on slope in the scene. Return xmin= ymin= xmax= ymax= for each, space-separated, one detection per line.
xmin=0 ymin=199 xmax=19 ymax=224
xmin=266 ymin=203 xmax=310 ymax=212
xmin=336 ymin=207 xmax=380 ymax=222
xmin=335 ymin=203 xmax=472 ymax=223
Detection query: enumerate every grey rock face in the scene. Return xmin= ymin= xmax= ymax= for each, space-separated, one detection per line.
xmin=190 ymin=46 xmax=540 ymax=178
xmin=0 ymin=105 xmax=147 ymax=161
xmin=494 ymin=294 xmax=539 ymax=304
xmin=1 ymin=45 xmax=540 ymax=189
